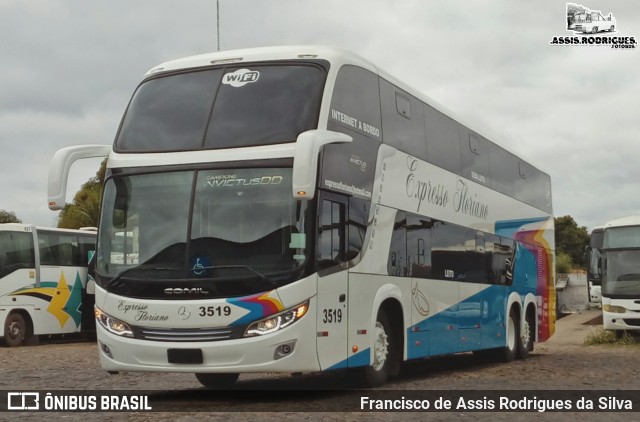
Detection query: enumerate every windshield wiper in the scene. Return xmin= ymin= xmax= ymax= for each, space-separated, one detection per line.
xmin=106 ymin=265 xmax=180 ymax=288
xmin=104 ymin=264 xmax=280 ymax=289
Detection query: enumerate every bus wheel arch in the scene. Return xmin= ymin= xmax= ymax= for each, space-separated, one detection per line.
xmin=359 ymin=298 xmax=403 ymax=387
xmin=3 ymin=310 xmax=33 ymax=347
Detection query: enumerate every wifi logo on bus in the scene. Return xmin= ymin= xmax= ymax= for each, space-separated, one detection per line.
xmin=222 ymin=68 xmax=260 ymax=87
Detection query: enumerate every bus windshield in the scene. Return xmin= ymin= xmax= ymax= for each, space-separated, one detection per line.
xmin=603 ymin=226 xmax=640 ymax=297
xmin=97 ymin=167 xmax=309 ymax=298
xmin=115 ymin=64 xmax=326 ymax=152
xmin=604 ymin=226 xmax=640 ymax=249
xmin=603 ymin=250 xmax=640 ymax=296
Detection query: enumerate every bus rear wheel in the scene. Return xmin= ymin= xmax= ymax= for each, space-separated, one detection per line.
xmin=195 ymin=373 xmax=239 ymax=389
xmin=517 ymin=310 xmax=534 ymax=359
xmin=359 ymin=311 xmax=396 ymax=387
xmin=3 ymin=312 xmax=31 ymax=347
xmin=501 ymin=308 xmax=518 ymax=362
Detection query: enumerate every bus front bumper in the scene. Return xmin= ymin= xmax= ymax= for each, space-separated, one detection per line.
xmin=95 ymin=313 xmax=321 ymax=374
xmin=603 ymin=313 xmax=640 ymax=331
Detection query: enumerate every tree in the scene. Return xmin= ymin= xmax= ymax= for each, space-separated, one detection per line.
xmin=0 ymin=210 xmax=22 ymax=224
xmin=57 ymin=159 xmax=106 ymax=229
xmin=554 ymin=215 xmax=590 ymax=268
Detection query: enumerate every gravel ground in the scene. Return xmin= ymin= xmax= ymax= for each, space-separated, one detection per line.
xmin=1 ymin=272 xmax=638 ymax=421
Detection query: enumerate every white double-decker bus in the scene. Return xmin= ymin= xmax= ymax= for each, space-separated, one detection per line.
xmin=601 ymin=216 xmax=640 ymax=337
xmin=0 ymin=223 xmax=96 ymax=346
xmin=48 ymin=46 xmax=554 ymax=387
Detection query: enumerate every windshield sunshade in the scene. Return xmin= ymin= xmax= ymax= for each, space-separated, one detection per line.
xmin=115 ymin=65 xmax=326 ymax=152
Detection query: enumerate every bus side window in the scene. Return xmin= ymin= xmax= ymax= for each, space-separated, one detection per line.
xmin=406 ymin=214 xmax=432 ymax=278
xmin=388 ymin=211 xmax=407 ymax=277
xmin=0 ymin=232 xmax=35 ymax=277
xmin=317 ymin=198 xmax=346 ymax=269
xmin=346 ymin=196 xmax=369 ymax=261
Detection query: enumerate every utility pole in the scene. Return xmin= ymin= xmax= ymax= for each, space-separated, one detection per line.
xmin=217 ymin=0 xmax=220 ymax=51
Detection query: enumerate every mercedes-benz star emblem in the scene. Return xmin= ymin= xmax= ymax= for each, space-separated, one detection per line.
xmin=178 ymin=306 xmax=191 ymax=320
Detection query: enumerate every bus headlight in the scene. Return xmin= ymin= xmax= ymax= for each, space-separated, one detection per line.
xmin=95 ymin=306 xmax=134 ymax=337
xmin=244 ymin=301 xmax=309 ymax=337
xmin=603 ymin=304 xmax=626 ymax=313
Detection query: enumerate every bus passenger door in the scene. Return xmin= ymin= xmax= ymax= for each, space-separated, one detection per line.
xmin=315 ymin=192 xmax=349 ymax=370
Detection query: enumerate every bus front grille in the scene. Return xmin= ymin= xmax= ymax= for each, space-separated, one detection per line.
xmin=622 ymin=319 xmax=640 ymax=327
xmin=133 ymin=325 xmax=245 ymax=342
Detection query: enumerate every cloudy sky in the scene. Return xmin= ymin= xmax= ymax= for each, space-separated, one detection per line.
xmin=2 ymin=0 xmax=639 ymax=233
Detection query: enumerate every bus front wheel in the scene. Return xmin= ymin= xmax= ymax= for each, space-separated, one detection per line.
xmin=195 ymin=372 xmax=239 ymax=389
xmin=359 ymin=311 xmax=396 ymax=387
xmin=3 ymin=312 xmax=31 ymax=347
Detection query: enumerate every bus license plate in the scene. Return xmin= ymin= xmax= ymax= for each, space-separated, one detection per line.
xmin=167 ymin=348 xmax=203 ymax=364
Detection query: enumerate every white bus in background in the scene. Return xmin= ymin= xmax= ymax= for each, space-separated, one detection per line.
xmin=0 ymin=223 xmax=96 ymax=346
xmin=48 ymin=46 xmax=555 ymax=387
xmin=601 ymin=216 xmax=640 ymax=337
xmin=585 ymin=226 xmax=603 ymax=307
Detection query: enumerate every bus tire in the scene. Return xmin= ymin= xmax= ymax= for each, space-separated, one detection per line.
xmin=3 ymin=312 xmax=31 ymax=347
xmin=359 ymin=311 xmax=395 ymax=387
xmin=195 ymin=373 xmax=239 ymax=389
xmin=610 ymin=25 xmax=615 ymax=31
xmin=517 ymin=309 xmax=534 ymax=359
xmin=592 ymin=27 xmax=598 ymax=33
xmin=501 ymin=307 xmax=518 ymax=362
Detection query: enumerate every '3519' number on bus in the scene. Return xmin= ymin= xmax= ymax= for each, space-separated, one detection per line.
xmin=199 ymin=306 xmax=231 ymax=317
xmin=322 ymin=308 xmax=342 ymax=324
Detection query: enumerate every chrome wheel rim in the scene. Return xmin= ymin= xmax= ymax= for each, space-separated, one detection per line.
xmin=521 ymin=319 xmax=530 ymax=348
xmin=507 ymin=314 xmax=516 ymax=350
xmin=372 ymin=321 xmax=389 ymax=371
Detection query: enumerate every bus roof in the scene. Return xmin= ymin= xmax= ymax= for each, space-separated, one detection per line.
xmin=604 ymin=215 xmax=640 ymax=229
xmin=146 ymin=45 xmax=379 ymax=77
xmin=143 ymin=45 xmax=549 ymax=179
xmin=0 ymin=223 xmax=97 ymax=235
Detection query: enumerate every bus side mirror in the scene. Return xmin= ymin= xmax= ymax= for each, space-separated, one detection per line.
xmin=111 ymin=177 xmax=131 ymax=229
xmin=584 ymin=246 xmax=590 ymax=264
xmin=292 ymin=130 xmax=352 ymax=200
xmin=48 ymin=145 xmax=111 ymax=210
xmin=598 ymin=257 xmax=602 ymax=275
